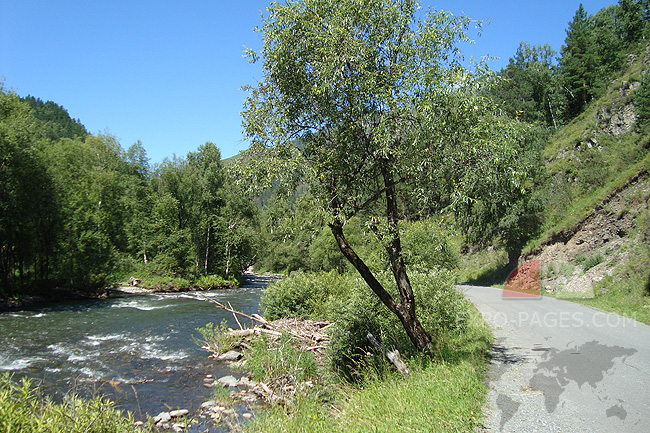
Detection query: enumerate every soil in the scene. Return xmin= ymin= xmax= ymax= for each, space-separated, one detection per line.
xmin=523 ymin=170 xmax=650 ymax=296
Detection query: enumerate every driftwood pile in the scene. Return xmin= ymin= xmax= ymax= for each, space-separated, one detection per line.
xmin=198 ymin=294 xmax=410 ymax=405
xmin=198 ymin=294 xmax=334 ymax=404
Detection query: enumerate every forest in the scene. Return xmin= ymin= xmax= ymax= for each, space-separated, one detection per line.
xmin=2 ymin=0 xmax=650 ymax=307
xmin=0 ymin=92 xmax=258 ymax=298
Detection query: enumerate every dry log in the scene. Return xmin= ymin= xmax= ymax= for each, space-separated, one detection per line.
xmin=367 ymin=332 xmax=410 ymax=375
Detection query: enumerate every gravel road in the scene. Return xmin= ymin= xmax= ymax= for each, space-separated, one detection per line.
xmin=462 ymin=284 xmax=650 ymax=433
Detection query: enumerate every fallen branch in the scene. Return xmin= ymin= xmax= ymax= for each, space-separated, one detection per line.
xmin=197 ymin=294 xmax=267 ymax=325
xmin=367 ymin=332 xmax=410 ymax=375
xmin=228 ymin=302 xmax=244 ymax=330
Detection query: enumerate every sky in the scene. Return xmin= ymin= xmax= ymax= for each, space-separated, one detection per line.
xmin=1 ymin=0 xmax=616 ymax=164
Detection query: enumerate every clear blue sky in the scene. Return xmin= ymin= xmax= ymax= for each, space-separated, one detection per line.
xmin=1 ymin=0 xmax=615 ymax=164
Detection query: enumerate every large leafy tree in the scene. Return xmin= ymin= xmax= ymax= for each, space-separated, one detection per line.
xmin=239 ymin=0 xmax=535 ymax=353
xmin=0 ymin=89 xmax=57 ymax=294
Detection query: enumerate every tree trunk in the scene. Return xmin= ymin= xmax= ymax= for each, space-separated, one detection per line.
xmin=204 ymin=225 xmax=210 ymax=273
xmin=225 ymin=243 xmax=231 ymax=277
xmin=329 ymin=220 xmax=434 ymax=354
xmin=507 ymin=248 xmax=520 ymax=272
xmin=381 ymin=167 xmax=435 ymax=354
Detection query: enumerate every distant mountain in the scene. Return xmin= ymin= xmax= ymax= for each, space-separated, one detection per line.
xmin=21 ymin=95 xmax=88 ymax=141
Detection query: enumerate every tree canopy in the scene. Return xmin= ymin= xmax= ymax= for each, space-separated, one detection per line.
xmin=238 ymin=0 xmax=538 ymax=352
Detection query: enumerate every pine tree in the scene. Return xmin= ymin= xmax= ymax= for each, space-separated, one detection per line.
xmin=560 ymin=4 xmax=597 ymax=119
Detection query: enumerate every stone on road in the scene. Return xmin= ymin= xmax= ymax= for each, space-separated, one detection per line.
xmin=462 ymin=284 xmax=650 ymax=433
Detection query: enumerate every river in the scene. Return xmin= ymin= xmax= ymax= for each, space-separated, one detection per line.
xmin=0 ymin=275 xmax=272 ymax=427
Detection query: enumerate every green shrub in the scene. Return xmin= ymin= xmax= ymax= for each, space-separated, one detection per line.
xmin=634 ymin=72 xmax=650 ymax=129
xmin=327 ymin=269 xmax=469 ymax=379
xmin=196 ymin=274 xmax=237 ymax=290
xmin=246 ymin=334 xmax=319 ymax=386
xmin=309 ymin=218 xmax=385 ymax=273
xmin=261 ymin=271 xmax=354 ymax=320
xmin=401 ymin=218 xmax=461 ymax=271
xmin=577 ymin=253 xmax=604 ymax=272
xmin=196 ymin=320 xmax=237 ymax=354
xmin=0 ymin=373 xmax=143 ymax=433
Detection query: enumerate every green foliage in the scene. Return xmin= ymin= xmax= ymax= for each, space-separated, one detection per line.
xmin=246 ymin=333 xmax=319 ymax=386
xmin=196 ymin=274 xmax=238 ymax=290
xmin=326 ymin=269 xmax=469 ymax=377
xmin=262 ymin=271 xmax=353 ymax=320
xmin=0 ymin=89 xmax=58 ymax=295
xmin=21 ymin=95 xmax=88 ymax=141
xmin=489 ymin=42 xmax=563 ymax=128
xmin=196 ymin=320 xmax=237 ymax=354
xmin=453 ymin=119 xmax=546 ymax=267
xmin=246 ymin=307 xmax=492 ymax=433
xmin=576 ymin=252 xmax=605 ymax=272
xmin=1 ymin=85 xmax=258 ymax=298
xmin=635 ymin=72 xmax=650 ymax=129
xmin=401 ymin=218 xmax=461 ymax=271
xmin=239 ymin=0 xmax=533 ymax=353
xmin=309 ymin=218 xmax=385 ymax=274
xmin=256 ymin=193 xmax=323 ymax=274
xmin=0 ymin=373 xmax=145 ymax=433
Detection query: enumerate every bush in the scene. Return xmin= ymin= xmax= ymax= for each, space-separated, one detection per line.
xmin=196 ymin=274 xmax=237 ymax=290
xmin=401 ymin=219 xmax=461 ymax=271
xmin=261 ymin=271 xmax=354 ymax=320
xmin=196 ymin=320 xmax=237 ymax=354
xmin=246 ymin=334 xmax=318 ymax=386
xmin=309 ymin=218 xmax=385 ymax=273
xmin=327 ymin=269 xmax=469 ymax=379
xmin=261 ymin=267 xmax=469 ymax=379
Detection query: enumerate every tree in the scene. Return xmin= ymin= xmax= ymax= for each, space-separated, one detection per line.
xmin=239 ymin=0 xmax=534 ymax=353
xmin=0 ymin=88 xmax=56 ymax=294
xmin=616 ymin=0 xmax=650 ymax=43
xmin=560 ymin=4 xmax=597 ymax=118
xmin=490 ymin=42 xmax=562 ymax=128
xmin=454 ymin=123 xmax=546 ymax=269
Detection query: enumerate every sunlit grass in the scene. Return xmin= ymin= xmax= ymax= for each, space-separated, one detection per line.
xmin=0 ymin=374 xmax=147 ymax=433
xmin=245 ymin=307 xmax=491 ymax=433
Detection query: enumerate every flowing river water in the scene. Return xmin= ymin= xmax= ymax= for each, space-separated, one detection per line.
xmin=0 ymin=275 xmax=272 ymax=428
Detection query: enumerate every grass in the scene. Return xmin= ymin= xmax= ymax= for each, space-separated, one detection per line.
xmin=575 ymin=241 xmax=650 ymax=325
xmin=458 ymin=247 xmax=509 ymax=287
xmin=576 ymin=252 xmax=605 ymax=273
xmin=245 ymin=307 xmax=492 ymax=433
xmin=0 ymin=373 xmax=148 ymax=433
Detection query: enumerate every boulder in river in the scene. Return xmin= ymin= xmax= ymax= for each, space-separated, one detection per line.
xmin=217 ymin=375 xmax=239 ymax=387
xmin=218 ymin=350 xmax=244 ymax=361
xmin=170 ymin=409 xmax=189 ymax=418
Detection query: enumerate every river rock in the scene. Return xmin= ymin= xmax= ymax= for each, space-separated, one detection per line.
xmin=201 ymin=400 xmax=217 ymax=409
xmin=242 ymin=413 xmax=253 ymax=420
xmin=154 ymin=411 xmax=172 ymax=424
xmin=170 ymin=409 xmax=189 ymax=418
xmin=217 ymin=375 xmax=239 ymax=387
xmin=172 ymin=423 xmax=185 ymax=432
xmin=238 ymin=376 xmax=256 ymax=387
xmin=218 ymin=350 xmax=244 ymax=361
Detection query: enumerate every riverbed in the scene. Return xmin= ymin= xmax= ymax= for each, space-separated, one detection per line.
xmin=0 ymin=275 xmax=271 ymax=427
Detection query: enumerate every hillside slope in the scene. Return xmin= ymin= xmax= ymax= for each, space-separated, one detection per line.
xmin=521 ymin=46 xmax=650 ymax=315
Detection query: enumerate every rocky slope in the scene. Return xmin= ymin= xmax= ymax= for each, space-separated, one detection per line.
xmin=524 ymin=169 xmax=649 ymax=296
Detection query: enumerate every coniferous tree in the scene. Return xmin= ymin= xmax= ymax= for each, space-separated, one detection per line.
xmin=561 ymin=4 xmax=597 ymax=119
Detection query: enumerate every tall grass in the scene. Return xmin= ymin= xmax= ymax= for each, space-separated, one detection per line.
xmin=245 ymin=307 xmax=491 ymax=433
xmin=0 ymin=374 xmax=146 ymax=433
